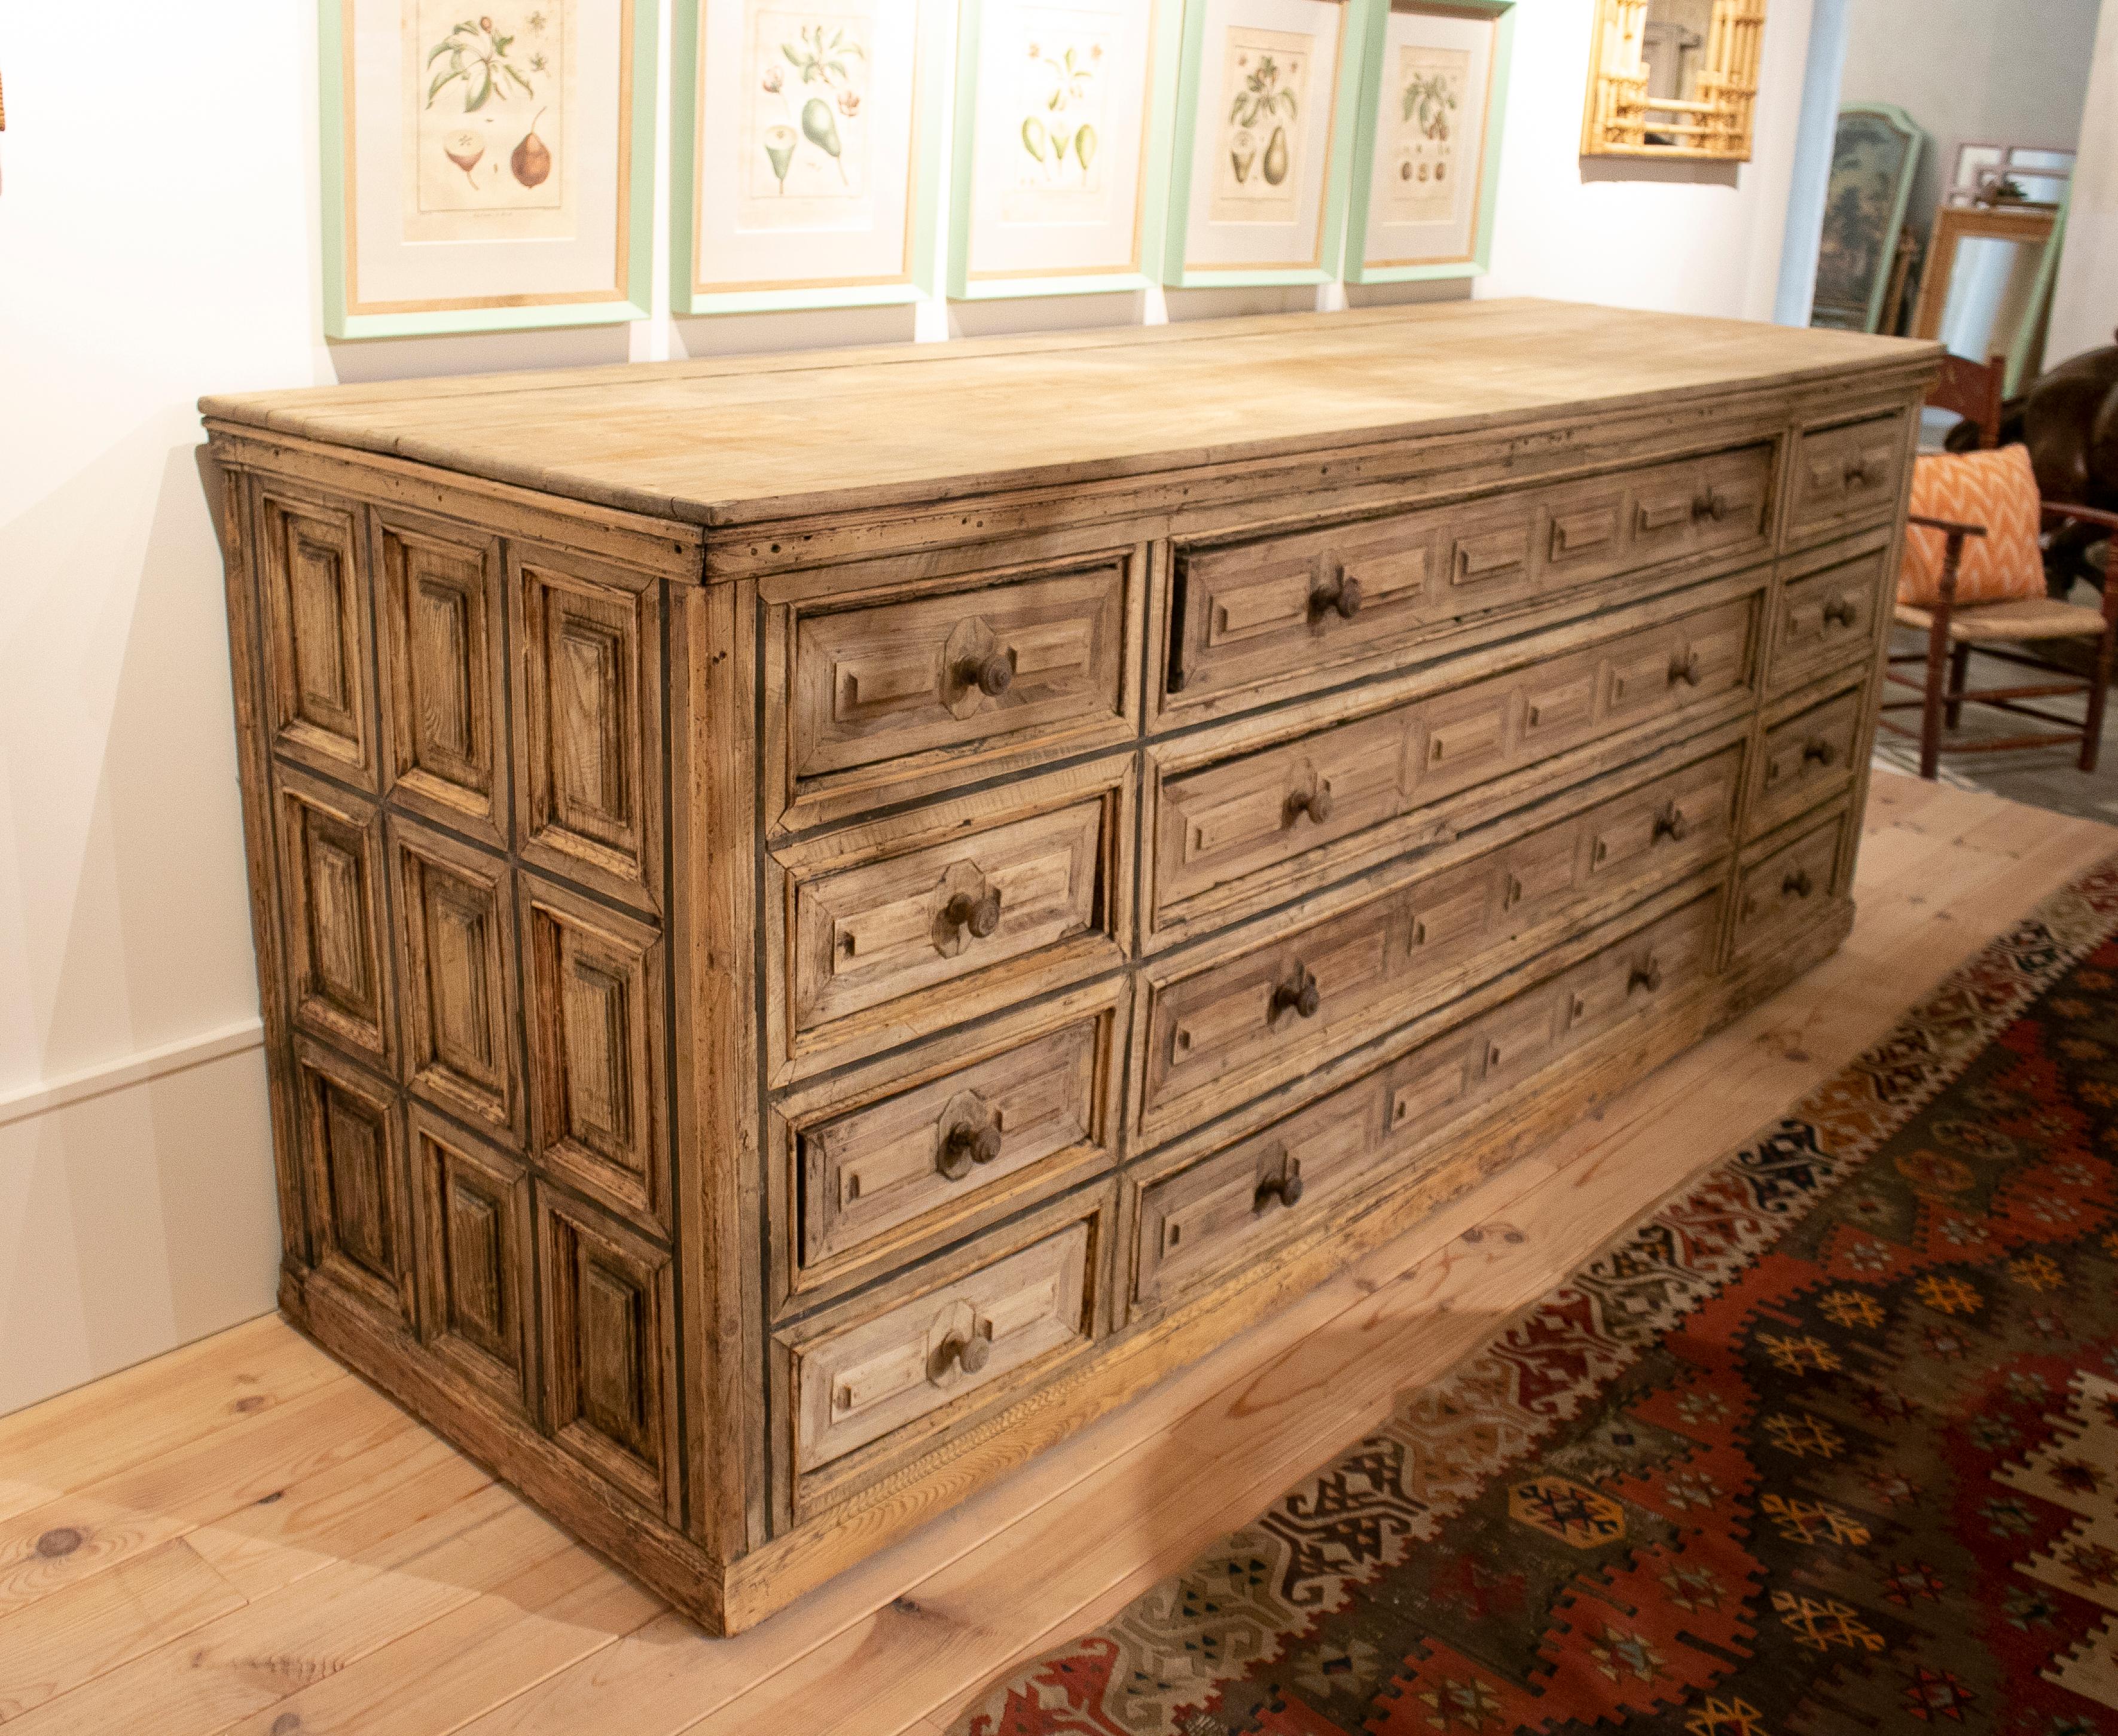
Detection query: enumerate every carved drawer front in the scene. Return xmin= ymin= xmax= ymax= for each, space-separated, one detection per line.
xmin=1137 ymin=743 xmax=1741 ymax=1145
xmin=294 ymin=1041 xmax=414 ymax=1329
xmin=1129 ymin=888 xmax=1724 ymax=1319
xmin=411 ymin=1106 xmax=533 ymax=1414
xmin=785 ymin=768 xmax=1126 ymax=1060
xmin=1750 ymin=684 xmax=1863 ymax=838
xmin=515 ymin=550 xmax=663 ymax=913
xmin=524 ymin=877 xmax=666 ymax=1233
xmin=1770 ymin=543 xmax=1888 ymax=691
xmin=1790 ymin=414 xmax=1908 ymax=534
xmin=257 ymin=487 xmax=377 ymax=789
xmin=1734 ymin=806 xmax=1853 ymax=957
xmin=536 ymin=1185 xmax=680 ymax=1523
xmin=1151 ymin=594 xmax=1757 ymax=934
xmin=393 ymin=820 xmax=521 ymax=1141
xmin=1162 ymin=445 xmax=1773 ymax=716
xmin=789 ymin=559 xmax=1130 ymax=789
xmin=793 ymin=1008 xmax=1119 ymax=1296
xmin=276 ymin=769 xmax=394 ymax=1070
xmin=789 ymin=1206 xmax=1100 ymax=1477
xmin=379 ymin=514 xmax=508 ymax=847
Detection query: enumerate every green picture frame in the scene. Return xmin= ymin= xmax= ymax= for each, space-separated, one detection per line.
xmin=320 ymin=0 xmax=660 ymax=340
xmin=947 ymin=0 xmax=1186 ymax=301
xmin=1811 ymin=102 xmax=1925 ymax=335
xmin=1158 ymin=0 xmax=1368 ymax=289
xmin=1341 ymin=0 xmax=1515 ymax=285
xmin=672 ymin=0 xmax=951 ymax=316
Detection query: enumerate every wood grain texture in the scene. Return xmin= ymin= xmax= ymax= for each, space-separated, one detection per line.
xmin=199 ymin=304 xmax=1941 ymax=1635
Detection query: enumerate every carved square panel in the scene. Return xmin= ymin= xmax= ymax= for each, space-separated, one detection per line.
xmin=257 ymin=485 xmax=377 ymax=789
xmin=294 ymin=1041 xmax=414 ymax=1328
xmin=392 ymin=819 xmax=520 ymax=1140
xmin=277 ymin=767 xmax=395 ymax=1069
xmin=379 ymin=513 xmax=508 ymax=846
xmin=523 ymin=874 xmax=666 ymax=1232
xmin=514 ymin=550 xmax=663 ymax=913
xmin=536 ymin=1183 xmax=679 ymax=1521
xmin=411 ymin=1106 xmax=533 ymax=1414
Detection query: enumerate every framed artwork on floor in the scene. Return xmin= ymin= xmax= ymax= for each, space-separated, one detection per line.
xmin=320 ymin=0 xmax=660 ymax=339
xmin=1159 ymin=0 xmax=1363 ymax=288
xmin=948 ymin=0 xmax=1182 ymax=301
xmin=1342 ymin=0 xmax=1513 ymax=285
xmin=673 ymin=0 xmax=950 ymax=315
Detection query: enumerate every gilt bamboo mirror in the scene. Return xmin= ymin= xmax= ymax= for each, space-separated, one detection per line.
xmin=1582 ymin=0 xmax=1767 ymax=161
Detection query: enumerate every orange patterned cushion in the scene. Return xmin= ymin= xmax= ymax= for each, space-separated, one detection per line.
xmin=1897 ymin=444 xmax=2045 ymax=607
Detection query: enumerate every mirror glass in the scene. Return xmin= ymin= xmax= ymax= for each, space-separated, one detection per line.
xmin=1937 ymin=236 xmax=2047 ymax=362
xmin=1640 ymin=0 xmax=1717 ymax=105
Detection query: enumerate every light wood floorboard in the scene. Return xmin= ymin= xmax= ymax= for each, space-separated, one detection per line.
xmin=0 ymin=772 xmax=2107 ymax=1736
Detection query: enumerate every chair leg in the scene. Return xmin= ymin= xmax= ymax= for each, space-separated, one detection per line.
xmin=1920 ymin=612 xmax=1954 ymax=782
xmin=1946 ymin=643 xmax=1971 ymax=728
xmin=2085 ymin=551 xmax=2118 ymax=773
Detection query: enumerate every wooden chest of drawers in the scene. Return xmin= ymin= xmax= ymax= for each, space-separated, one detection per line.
xmin=202 ymin=300 xmax=1936 ymax=1633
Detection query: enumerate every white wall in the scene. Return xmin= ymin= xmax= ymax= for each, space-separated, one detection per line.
xmin=0 ymin=0 xmax=1828 ymax=1416
xmin=2049 ymin=0 xmax=2118 ymax=364
xmin=1839 ymin=0 xmax=2101 ymax=252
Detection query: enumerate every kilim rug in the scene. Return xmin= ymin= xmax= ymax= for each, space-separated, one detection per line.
xmin=950 ymin=856 xmax=2118 ymax=1736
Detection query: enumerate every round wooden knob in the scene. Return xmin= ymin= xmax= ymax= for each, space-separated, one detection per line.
xmin=956 ymin=651 xmax=1014 ymax=698
xmin=1288 ymin=785 xmax=1335 ymax=826
xmin=1844 ymin=458 xmax=1872 ymax=488
xmin=1629 ymin=958 xmax=1664 ymax=994
xmin=1255 ymin=1171 xmax=1306 ymax=1213
xmin=1802 ymin=738 xmax=1838 ymax=768
xmin=1823 ymin=596 xmax=1857 ymax=630
xmin=1784 ymin=868 xmax=1815 ymax=899
xmin=1272 ymin=972 xmax=1321 ymax=1020
xmin=938 ymin=1120 xmax=1002 ymax=1180
xmin=1668 ymin=650 xmax=1703 ymax=688
xmin=1653 ymin=804 xmax=1690 ymax=843
xmin=944 ymin=887 xmax=1003 ymax=939
xmin=934 ymin=1331 xmax=991 ymax=1381
xmin=1312 ymin=574 xmax=1364 ymax=621
xmin=1692 ymin=492 xmax=1726 ymax=523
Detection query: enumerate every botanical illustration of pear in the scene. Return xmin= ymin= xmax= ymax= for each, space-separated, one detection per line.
xmin=511 ymin=109 xmax=552 ymax=187
xmin=444 ymin=130 xmax=485 ymax=187
xmin=1262 ymin=125 xmax=1290 ymax=186
xmin=764 ymin=126 xmax=797 ymax=193
xmin=1049 ymin=123 xmax=1074 ymax=166
xmin=1075 ymin=124 xmax=1097 ymax=175
xmin=802 ymin=97 xmax=848 ymax=184
xmin=1021 ymin=117 xmax=1048 ymax=163
xmin=1229 ymin=129 xmax=1256 ymax=184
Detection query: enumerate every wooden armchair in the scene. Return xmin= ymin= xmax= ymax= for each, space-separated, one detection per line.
xmin=1879 ymin=354 xmax=2118 ymax=776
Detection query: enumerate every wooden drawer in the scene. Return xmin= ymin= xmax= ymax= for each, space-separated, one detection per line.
xmin=770 ymin=758 xmax=1133 ymax=1080
xmin=1769 ymin=542 xmax=1889 ymax=691
xmin=1748 ymin=681 xmax=1863 ymax=838
xmin=779 ymin=1188 xmax=1110 ymax=1489
xmin=1163 ymin=444 xmax=1774 ymax=717
xmin=1130 ymin=887 xmax=1725 ymax=1317
xmin=1148 ymin=590 xmax=1759 ymax=938
xmin=1734 ymin=806 xmax=1853 ymax=957
xmin=1134 ymin=739 xmax=1743 ymax=1146
xmin=1790 ymin=413 xmax=1909 ymax=535
xmin=783 ymin=556 xmax=1132 ymax=806
xmin=774 ymin=987 xmax=1127 ymax=1306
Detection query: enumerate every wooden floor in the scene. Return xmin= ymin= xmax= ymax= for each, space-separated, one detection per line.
xmin=4 ymin=770 xmax=2112 ymax=1736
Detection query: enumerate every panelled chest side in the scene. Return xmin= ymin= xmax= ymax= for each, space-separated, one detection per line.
xmin=202 ymin=300 xmax=1940 ymax=1633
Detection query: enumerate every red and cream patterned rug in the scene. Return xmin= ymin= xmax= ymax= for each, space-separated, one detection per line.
xmin=951 ymin=857 xmax=2118 ymax=1736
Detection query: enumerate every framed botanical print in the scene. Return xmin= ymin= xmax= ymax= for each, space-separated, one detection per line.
xmin=320 ymin=0 xmax=660 ymax=339
xmin=673 ymin=0 xmax=950 ymax=315
xmin=1159 ymin=0 xmax=1363 ymax=288
xmin=1343 ymin=0 xmax=1513 ymax=284
xmin=948 ymin=0 xmax=1182 ymax=301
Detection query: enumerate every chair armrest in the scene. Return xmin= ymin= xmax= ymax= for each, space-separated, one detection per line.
xmin=2043 ymin=501 xmax=2118 ymax=533
xmin=1908 ymin=512 xmax=1989 ymax=538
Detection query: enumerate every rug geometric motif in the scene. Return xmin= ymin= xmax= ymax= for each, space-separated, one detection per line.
xmin=952 ymin=862 xmax=2118 ymax=1736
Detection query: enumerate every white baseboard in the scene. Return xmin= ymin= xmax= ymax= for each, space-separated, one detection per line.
xmin=0 ymin=1019 xmax=265 ymax=1131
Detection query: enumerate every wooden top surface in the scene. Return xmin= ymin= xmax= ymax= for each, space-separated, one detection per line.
xmin=202 ymin=299 xmax=1937 ymax=530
